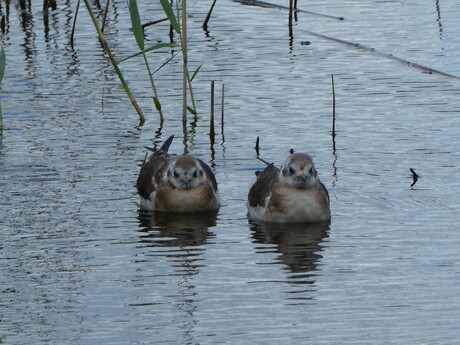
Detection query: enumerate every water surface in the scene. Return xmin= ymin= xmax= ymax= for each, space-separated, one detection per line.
xmin=1 ymin=0 xmax=460 ymax=344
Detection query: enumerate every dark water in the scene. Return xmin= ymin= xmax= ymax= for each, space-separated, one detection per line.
xmin=1 ymin=0 xmax=460 ymax=344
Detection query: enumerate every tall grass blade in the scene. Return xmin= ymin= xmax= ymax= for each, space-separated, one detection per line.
xmin=160 ymin=0 xmax=180 ymax=34
xmin=190 ymin=63 xmax=202 ymax=81
xmin=118 ymin=42 xmax=175 ymax=63
xmin=127 ymin=0 xmax=144 ymax=50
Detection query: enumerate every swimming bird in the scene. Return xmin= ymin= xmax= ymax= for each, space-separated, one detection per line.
xmin=136 ymin=135 xmax=220 ymax=212
xmin=247 ymin=152 xmax=330 ymax=223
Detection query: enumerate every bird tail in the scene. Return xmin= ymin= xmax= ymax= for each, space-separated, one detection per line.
xmin=144 ymin=135 xmax=174 ymax=154
xmin=159 ymin=135 xmax=174 ymax=153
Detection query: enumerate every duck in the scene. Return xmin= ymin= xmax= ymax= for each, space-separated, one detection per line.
xmin=136 ymin=135 xmax=220 ymax=212
xmin=247 ymin=151 xmax=330 ymax=223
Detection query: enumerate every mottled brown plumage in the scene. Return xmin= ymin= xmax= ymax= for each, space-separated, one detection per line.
xmin=247 ymin=153 xmax=330 ymax=223
xmin=136 ymin=135 xmax=220 ymax=212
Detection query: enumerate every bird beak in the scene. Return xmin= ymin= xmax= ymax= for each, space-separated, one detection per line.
xmin=182 ymin=179 xmax=191 ymax=189
xmin=298 ymin=174 xmax=308 ymax=183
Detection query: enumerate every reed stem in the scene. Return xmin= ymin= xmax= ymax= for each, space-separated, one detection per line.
xmin=210 ymin=81 xmax=215 ymax=146
xmin=221 ymin=84 xmax=225 ymax=135
xmin=181 ymin=0 xmax=188 ymax=126
xmin=70 ymin=0 xmax=80 ymax=49
xmin=142 ymin=51 xmax=164 ymax=122
xmin=331 ymin=73 xmax=336 ymax=138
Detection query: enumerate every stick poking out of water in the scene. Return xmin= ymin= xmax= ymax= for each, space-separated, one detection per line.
xmin=331 ymin=74 xmax=336 ymax=138
xmin=210 ymin=81 xmax=215 ymax=146
xmin=410 ymin=168 xmax=419 ymax=188
xmin=203 ymin=0 xmax=217 ymax=30
xmin=221 ymin=84 xmax=225 ymax=135
xmin=255 ymin=136 xmax=260 ymax=156
xmin=70 ymin=0 xmax=80 ymax=49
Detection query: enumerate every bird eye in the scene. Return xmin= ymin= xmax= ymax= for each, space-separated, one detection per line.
xmin=288 ymin=166 xmax=295 ymax=174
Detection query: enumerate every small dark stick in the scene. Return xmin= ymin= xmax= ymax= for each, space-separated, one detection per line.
xmin=101 ymin=0 xmax=110 ymax=33
xmin=257 ymin=157 xmax=273 ymax=167
xmin=410 ymin=168 xmax=419 ymax=188
xmin=221 ymin=84 xmax=225 ymax=135
xmin=255 ymin=136 xmax=260 ymax=156
xmin=203 ymin=0 xmax=217 ymax=30
xmin=331 ymin=73 xmax=336 ymax=138
xmin=70 ymin=0 xmax=80 ymax=49
xmin=210 ymin=81 xmax=215 ymax=147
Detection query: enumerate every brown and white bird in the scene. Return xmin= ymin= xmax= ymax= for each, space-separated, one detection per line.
xmin=247 ymin=152 xmax=330 ymax=223
xmin=136 ymin=135 xmax=220 ymax=213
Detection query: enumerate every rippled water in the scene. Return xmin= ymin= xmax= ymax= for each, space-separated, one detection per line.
xmin=1 ymin=0 xmax=460 ymax=344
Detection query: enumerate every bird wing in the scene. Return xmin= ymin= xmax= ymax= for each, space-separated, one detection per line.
xmin=136 ymin=135 xmax=174 ymax=200
xmin=197 ymin=158 xmax=218 ymax=191
xmin=248 ymin=165 xmax=279 ymax=207
xmin=319 ymin=182 xmax=330 ymax=203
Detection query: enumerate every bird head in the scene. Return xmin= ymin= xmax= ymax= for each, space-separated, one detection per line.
xmin=280 ymin=152 xmax=319 ymax=189
xmin=167 ymin=156 xmax=205 ymax=190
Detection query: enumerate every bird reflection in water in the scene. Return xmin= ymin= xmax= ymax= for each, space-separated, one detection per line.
xmin=250 ymin=220 xmax=330 ymax=301
xmin=136 ymin=210 xmax=218 ymax=344
xmin=137 ymin=210 xmax=218 ymax=247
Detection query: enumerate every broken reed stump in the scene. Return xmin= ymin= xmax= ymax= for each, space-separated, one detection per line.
xmin=221 ymin=84 xmax=225 ymax=135
xmin=210 ymin=81 xmax=215 ymax=146
xmin=331 ymin=73 xmax=336 ymax=139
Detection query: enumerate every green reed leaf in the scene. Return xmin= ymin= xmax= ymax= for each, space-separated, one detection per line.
xmin=127 ymin=0 xmax=144 ymax=50
xmin=159 ymin=0 xmax=180 ymax=34
xmin=186 ymin=106 xmax=197 ymax=116
xmin=190 ymin=63 xmax=202 ymax=82
xmin=153 ymin=97 xmax=162 ymax=112
xmin=118 ymin=43 xmax=176 ymax=63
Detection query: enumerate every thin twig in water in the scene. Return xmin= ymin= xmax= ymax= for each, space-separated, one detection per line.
xmin=331 ymin=73 xmax=336 ymax=138
xmin=210 ymin=81 xmax=215 ymax=146
xmin=142 ymin=17 xmax=168 ymax=29
xmin=70 ymin=0 xmax=80 ymax=49
xmin=101 ymin=0 xmax=110 ymax=33
xmin=255 ymin=136 xmax=260 ymax=156
xmin=410 ymin=168 xmax=419 ymax=188
xmin=233 ymin=0 xmax=344 ymax=20
xmin=221 ymin=84 xmax=225 ymax=135
xmin=203 ymin=0 xmax=217 ymax=30
xmin=306 ymin=31 xmax=460 ymax=79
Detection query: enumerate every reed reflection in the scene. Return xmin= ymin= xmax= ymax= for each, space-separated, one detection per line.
xmin=250 ymin=220 xmax=329 ymax=281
